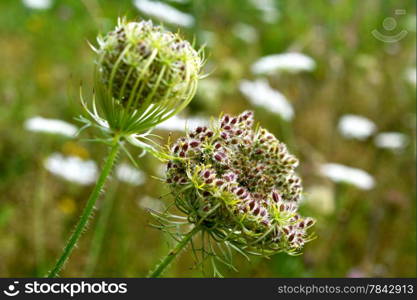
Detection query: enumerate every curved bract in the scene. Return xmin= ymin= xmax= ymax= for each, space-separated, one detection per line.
xmin=84 ymin=18 xmax=204 ymax=136
xmin=166 ymin=111 xmax=315 ymax=256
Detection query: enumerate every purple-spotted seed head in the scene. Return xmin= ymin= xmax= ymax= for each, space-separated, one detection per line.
xmin=165 ymin=111 xmax=314 ymax=255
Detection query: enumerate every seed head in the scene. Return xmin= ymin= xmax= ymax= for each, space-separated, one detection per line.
xmin=166 ymin=111 xmax=315 ymax=255
xmin=89 ymin=18 xmax=203 ymax=134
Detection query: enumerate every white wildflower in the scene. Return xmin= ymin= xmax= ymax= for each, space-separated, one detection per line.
xmin=24 ymin=116 xmax=78 ymax=137
xmin=239 ymin=78 xmax=294 ymax=121
xmin=251 ymin=52 xmax=316 ymax=75
xmin=116 ymin=163 xmax=146 ymax=186
xmin=320 ymin=163 xmax=375 ymax=190
xmin=374 ymin=132 xmax=408 ymax=150
xmin=44 ymin=153 xmax=97 ymax=185
xmin=133 ymin=0 xmax=194 ymax=27
xmin=22 ymin=0 xmax=52 ymax=10
xmin=338 ymin=114 xmax=377 ymax=140
xmin=156 ymin=115 xmax=209 ymax=131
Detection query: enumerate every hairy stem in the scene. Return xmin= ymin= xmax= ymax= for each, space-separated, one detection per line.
xmin=147 ymin=226 xmax=201 ymax=278
xmin=47 ymin=136 xmax=121 ymax=278
xmin=84 ymin=181 xmax=119 ymax=276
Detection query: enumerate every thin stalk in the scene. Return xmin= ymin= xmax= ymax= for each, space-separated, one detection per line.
xmin=147 ymin=226 xmax=201 ymax=278
xmin=84 ymin=181 xmax=119 ymax=276
xmin=47 ymin=135 xmax=121 ymax=278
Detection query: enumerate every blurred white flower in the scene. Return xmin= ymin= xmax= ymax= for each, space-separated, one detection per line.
xmin=303 ymin=185 xmax=335 ymax=215
xmin=249 ymin=0 xmax=279 ymax=23
xmin=133 ymin=0 xmax=194 ymax=27
xmin=116 ymin=163 xmax=145 ymax=186
xmin=374 ymin=132 xmax=408 ymax=150
xmin=24 ymin=116 xmax=78 ymax=137
xmin=239 ymin=78 xmax=294 ymax=121
xmin=405 ymin=68 xmax=416 ymax=86
xmin=156 ymin=115 xmax=209 ymax=131
xmin=138 ymin=196 xmax=165 ymax=212
xmin=338 ymin=114 xmax=377 ymax=140
xmin=320 ymin=163 xmax=375 ymax=190
xmin=232 ymin=23 xmax=258 ymax=43
xmin=251 ymin=52 xmax=316 ymax=75
xmin=44 ymin=153 xmax=97 ymax=185
xmin=22 ymin=0 xmax=52 ymax=10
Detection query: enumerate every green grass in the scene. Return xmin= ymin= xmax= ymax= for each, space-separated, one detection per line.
xmin=0 ymin=0 xmax=415 ymax=277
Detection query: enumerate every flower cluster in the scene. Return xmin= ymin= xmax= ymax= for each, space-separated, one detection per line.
xmin=96 ymin=18 xmax=202 ymax=110
xmin=166 ymin=111 xmax=315 ymax=255
xmin=82 ymin=18 xmax=203 ymax=137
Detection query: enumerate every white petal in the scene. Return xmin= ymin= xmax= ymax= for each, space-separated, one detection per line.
xmin=133 ymin=0 xmax=194 ymax=27
xmin=320 ymin=163 xmax=375 ymax=190
xmin=116 ymin=163 xmax=146 ymax=186
xmin=44 ymin=153 xmax=97 ymax=185
xmin=338 ymin=114 xmax=377 ymax=140
xmin=374 ymin=132 xmax=408 ymax=150
xmin=239 ymin=78 xmax=294 ymax=121
xmin=24 ymin=116 xmax=78 ymax=137
xmin=22 ymin=0 xmax=52 ymax=10
xmin=251 ymin=52 xmax=316 ymax=75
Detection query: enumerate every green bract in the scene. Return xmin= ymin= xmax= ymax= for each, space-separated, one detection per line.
xmin=83 ymin=18 xmax=203 ymax=136
xmin=166 ymin=111 xmax=315 ymax=256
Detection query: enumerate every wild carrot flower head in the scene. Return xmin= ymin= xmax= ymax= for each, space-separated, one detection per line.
xmin=82 ymin=18 xmax=203 ymax=136
xmin=166 ymin=111 xmax=315 ymax=255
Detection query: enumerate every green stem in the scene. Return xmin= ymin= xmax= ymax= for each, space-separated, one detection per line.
xmin=84 ymin=181 xmax=119 ymax=276
xmin=147 ymin=226 xmax=201 ymax=278
xmin=47 ymin=136 xmax=121 ymax=278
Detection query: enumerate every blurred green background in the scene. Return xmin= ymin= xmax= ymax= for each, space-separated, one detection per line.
xmin=0 ymin=0 xmax=415 ymax=277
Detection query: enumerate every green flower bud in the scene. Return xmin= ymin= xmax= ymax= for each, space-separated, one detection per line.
xmin=87 ymin=18 xmax=203 ymax=135
xmin=166 ymin=111 xmax=315 ymax=256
